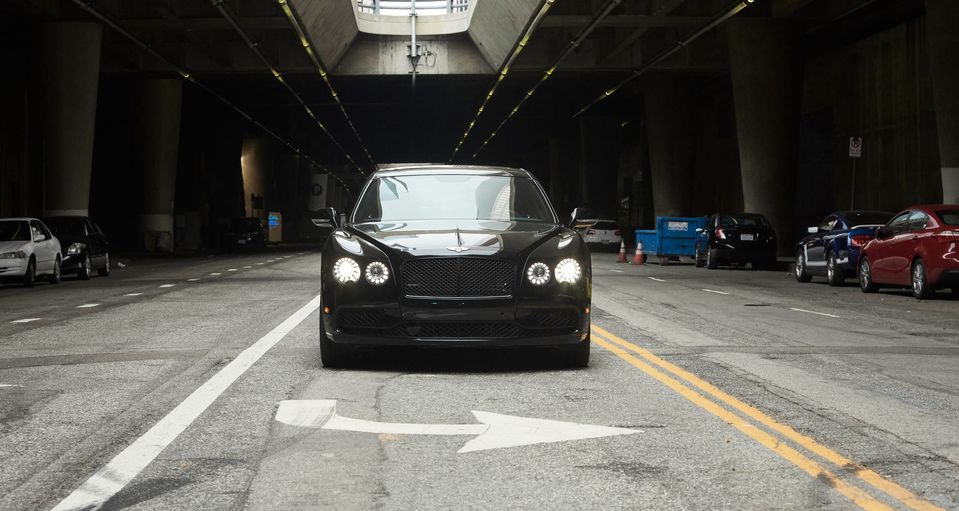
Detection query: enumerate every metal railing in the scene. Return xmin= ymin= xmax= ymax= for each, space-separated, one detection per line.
xmin=357 ymin=0 xmax=469 ymax=16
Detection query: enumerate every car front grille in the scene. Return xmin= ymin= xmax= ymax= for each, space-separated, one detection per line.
xmin=386 ymin=322 xmax=523 ymax=339
xmin=402 ymin=258 xmax=514 ymax=298
xmin=338 ymin=308 xmax=387 ymax=328
xmin=529 ymin=310 xmax=579 ymax=330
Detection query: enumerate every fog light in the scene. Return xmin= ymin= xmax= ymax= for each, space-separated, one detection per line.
xmin=526 ymin=262 xmax=550 ymax=285
xmin=555 ymin=258 xmax=582 ymax=284
xmin=332 ymin=257 xmax=361 ymax=283
xmin=365 ymin=261 xmax=390 ymax=285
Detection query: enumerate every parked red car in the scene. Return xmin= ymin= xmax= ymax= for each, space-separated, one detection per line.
xmin=858 ymin=205 xmax=959 ymax=299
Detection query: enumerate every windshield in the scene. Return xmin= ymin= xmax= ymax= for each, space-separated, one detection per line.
xmin=0 ymin=220 xmax=30 ymax=242
xmin=720 ymin=214 xmax=769 ymax=227
xmin=44 ymin=218 xmax=85 ymax=236
xmin=353 ymin=173 xmax=556 ymax=223
xmin=937 ymin=210 xmax=959 ymax=226
xmin=846 ymin=211 xmax=892 ymax=226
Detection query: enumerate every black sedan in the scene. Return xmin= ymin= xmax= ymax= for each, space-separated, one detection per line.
xmin=43 ymin=216 xmax=110 ymax=279
xmin=794 ymin=210 xmax=892 ymax=286
xmin=695 ymin=213 xmax=777 ymax=269
xmin=223 ymin=217 xmax=267 ymax=250
xmin=314 ymin=165 xmax=592 ymax=368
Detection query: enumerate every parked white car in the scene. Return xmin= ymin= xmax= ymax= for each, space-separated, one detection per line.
xmin=579 ymin=219 xmax=623 ymax=252
xmin=0 ymin=218 xmax=62 ymax=287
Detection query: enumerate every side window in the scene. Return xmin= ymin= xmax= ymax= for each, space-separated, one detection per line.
xmin=30 ymin=221 xmax=48 ymax=241
xmin=819 ymin=216 xmax=838 ymax=232
xmin=887 ymin=212 xmax=911 ymax=236
xmin=908 ymin=211 xmax=929 ymax=232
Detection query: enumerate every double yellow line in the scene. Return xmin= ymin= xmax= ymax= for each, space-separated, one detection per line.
xmin=590 ymin=324 xmax=943 ymax=511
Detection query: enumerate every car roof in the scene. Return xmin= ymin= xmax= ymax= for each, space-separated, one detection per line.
xmin=373 ymin=165 xmax=534 ymax=179
xmin=0 ymin=218 xmax=39 ymax=222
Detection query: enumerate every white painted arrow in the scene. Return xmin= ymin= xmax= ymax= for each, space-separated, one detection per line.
xmin=275 ymin=400 xmax=639 ymax=453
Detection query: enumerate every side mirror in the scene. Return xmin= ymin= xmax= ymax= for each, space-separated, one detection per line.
xmin=34 ymin=234 xmax=45 ymax=243
xmin=311 ymin=208 xmax=339 ymax=228
xmin=695 ymin=228 xmax=705 ymax=234
xmin=568 ymin=207 xmax=594 ymax=229
xmin=876 ymin=226 xmax=890 ymax=239
xmin=807 ymin=226 xmax=819 ymax=234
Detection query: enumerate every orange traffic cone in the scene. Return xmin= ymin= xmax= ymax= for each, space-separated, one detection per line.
xmin=616 ymin=240 xmax=627 ymax=263
xmin=632 ymin=242 xmax=645 ymax=265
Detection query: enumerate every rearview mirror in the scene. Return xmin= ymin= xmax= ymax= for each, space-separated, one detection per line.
xmin=807 ymin=226 xmax=818 ymax=234
xmin=568 ymin=207 xmax=595 ymax=229
xmin=311 ymin=208 xmax=339 ymax=228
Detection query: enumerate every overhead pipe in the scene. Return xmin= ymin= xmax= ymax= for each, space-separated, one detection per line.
xmin=67 ymin=0 xmax=353 ymax=194
xmin=572 ymin=0 xmax=756 ymax=119
xmin=470 ymin=0 xmax=623 ymax=159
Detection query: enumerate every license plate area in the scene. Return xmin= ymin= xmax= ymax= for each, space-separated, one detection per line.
xmin=740 ymin=234 xmax=755 ymax=241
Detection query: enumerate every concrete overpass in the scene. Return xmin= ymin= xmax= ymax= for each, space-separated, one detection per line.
xmin=1 ymin=0 xmax=958 ymax=255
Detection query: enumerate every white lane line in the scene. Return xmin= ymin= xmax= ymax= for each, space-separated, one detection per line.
xmin=124 ymin=293 xmax=143 ymax=297
xmin=0 ymin=384 xmax=23 ymax=388
xmin=648 ymin=277 xmax=666 ymax=282
xmin=11 ymin=318 xmax=42 ymax=324
xmin=52 ymin=294 xmax=322 ymax=511
xmin=76 ymin=303 xmax=100 ymax=308
xmin=266 ymin=260 xmax=274 ymax=263
xmin=159 ymin=284 xmax=175 ymax=288
xmin=701 ymin=289 xmax=730 ymax=296
xmin=187 ymin=278 xmax=200 ymax=282
xmin=790 ymin=307 xmax=840 ymax=319
xmin=209 ymin=272 xmax=222 ymax=276
xmin=243 ymin=266 xmax=252 ymax=269
xmin=255 ymin=263 xmax=265 ymax=266
xmin=227 ymin=269 xmax=238 ymax=272
xmin=610 ymin=269 xmax=624 ymax=273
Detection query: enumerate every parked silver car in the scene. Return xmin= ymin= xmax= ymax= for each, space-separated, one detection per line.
xmin=0 ymin=218 xmax=62 ymax=287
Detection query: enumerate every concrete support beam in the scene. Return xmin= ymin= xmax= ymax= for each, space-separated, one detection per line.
xmin=727 ymin=18 xmax=803 ymax=255
xmin=644 ymin=77 xmax=697 ymax=217
xmin=925 ymin=0 xmax=959 ymax=204
xmin=240 ymin=138 xmax=274 ymax=222
xmin=467 ymin=0 xmax=540 ymax=70
xmin=35 ymin=23 xmax=102 ymax=217
xmin=289 ymin=0 xmax=358 ymax=70
xmin=135 ymin=79 xmax=183 ymax=252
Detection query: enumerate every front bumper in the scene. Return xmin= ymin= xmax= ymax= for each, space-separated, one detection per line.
xmin=0 ymin=259 xmax=28 ymax=279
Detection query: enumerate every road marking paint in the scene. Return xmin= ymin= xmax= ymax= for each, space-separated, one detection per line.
xmin=589 ymin=332 xmax=893 ymax=511
xmin=610 ymin=269 xmax=624 ymax=273
xmin=243 ymin=266 xmax=252 ymax=269
xmin=0 ymin=384 xmax=23 ymax=388
xmin=267 ymin=259 xmax=274 ymax=263
xmin=159 ymin=284 xmax=175 ymax=288
xmin=123 ymin=293 xmax=143 ymax=297
xmin=790 ymin=307 xmax=840 ymax=318
xmin=227 ymin=269 xmax=238 ymax=272
xmin=52 ymin=294 xmax=322 ymax=511
xmin=209 ymin=272 xmax=222 ymax=276
xmin=701 ymin=288 xmax=729 ymax=295
xmin=591 ymin=324 xmax=942 ymax=511
xmin=76 ymin=304 xmax=100 ymax=308
xmin=275 ymin=400 xmax=638 ymax=453
xmin=648 ymin=277 xmax=666 ymax=282
xmin=256 ymin=263 xmax=265 ymax=265
xmin=187 ymin=278 xmax=200 ymax=282
xmin=11 ymin=318 xmax=41 ymax=324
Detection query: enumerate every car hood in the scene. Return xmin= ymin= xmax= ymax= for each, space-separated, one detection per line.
xmin=0 ymin=240 xmax=30 ymax=254
xmin=350 ymin=220 xmax=562 ymax=258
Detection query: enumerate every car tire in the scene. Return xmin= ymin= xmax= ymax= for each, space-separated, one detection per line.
xmin=319 ymin=314 xmax=348 ymax=368
xmin=706 ymin=249 xmax=718 ymax=270
xmin=858 ymin=257 xmax=878 ymax=293
xmin=795 ymin=250 xmax=812 ymax=282
xmin=695 ymin=249 xmax=705 ymax=268
xmin=658 ymin=256 xmax=668 ymax=266
xmin=97 ymin=253 xmax=111 ymax=277
xmin=912 ymin=259 xmax=932 ymax=300
xmin=564 ymin=337 xmax=590 ymax=368
xmin=826 ymin=252 xmax=844 ymax=287
xmin=22 ymin=258 xmax=36 ymax=288
xmin=48 ymin=257 xmax=61 ymax=285
xmin=78 ymin=253 xmax=92 ymax=280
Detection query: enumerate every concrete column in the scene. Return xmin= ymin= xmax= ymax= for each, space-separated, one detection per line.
xmin=135 ymin=79 xmax=183 ymax=252
xmin=240 ymin=138 xmax=273 ymax=221
xmin=35 ymin=23 xmax=102 ymax=217
xmin=644 ymin=77 xmax=696 ymax=217
xmin=925 ymin=0 xmax=959 ymax=203
xmin=727 ymin=18 xmax=803 ymax=255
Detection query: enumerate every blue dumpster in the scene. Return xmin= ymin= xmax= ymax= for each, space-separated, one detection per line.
xmin=635 ymin=216 xmax=708 ymax=265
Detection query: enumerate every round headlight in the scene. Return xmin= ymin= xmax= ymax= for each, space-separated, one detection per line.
xmin=554 ymin=258 xmax=582 ymax=284
xmin=67 ymin=243 xmax=85 ymax=256
xmin=526 ymin=262 xmax=550 ymax=285
xmin=365 ymin=261 xmax=390 ymax=285
xmin=332 ymin=257 xmax=361 ymax=283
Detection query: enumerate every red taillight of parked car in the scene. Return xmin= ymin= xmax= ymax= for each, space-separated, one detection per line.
xmin=850 ymin=234 xmax=873 ymax=248
xmin=586 ymin=230 xmax=596 ymax=236
xmin=613 ymin=230 xmax=622 ymax=236
xmin=715 ymin=228 xmax=726 ymax=240
xmin=935 ymin=230 xmax=959 ymax=243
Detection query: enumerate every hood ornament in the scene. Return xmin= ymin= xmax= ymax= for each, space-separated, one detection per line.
xmin=448 ymin=227 xmax=470 ymax=252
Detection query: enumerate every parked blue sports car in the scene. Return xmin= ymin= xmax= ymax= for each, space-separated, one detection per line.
xmin=795 ymin=211 xmax=892 ymax=286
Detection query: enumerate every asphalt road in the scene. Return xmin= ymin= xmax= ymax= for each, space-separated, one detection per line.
xmin=1 ymin=248 xmax=957 ymax=510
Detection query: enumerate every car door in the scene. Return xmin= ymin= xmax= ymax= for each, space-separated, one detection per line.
xmin=91 ymin=220 xmax=108 ymax=265
xmin=870 ymin=212 xmax=911 ymax=283
xmin=805 ymin=215 xmax=836 ymax=272
xmin=29 ymin=220 xmax=54 ymax=272
xmin=83 ymin=219 xmax=100 ymax=262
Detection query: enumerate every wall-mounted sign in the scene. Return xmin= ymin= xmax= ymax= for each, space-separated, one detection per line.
xmin=848 ymin=137 xmax=862 ymax=158
xmin=309 ymin=175 xmax=328 ymax=211
xmin=268 ymin=211 xmax=282 ymax=242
